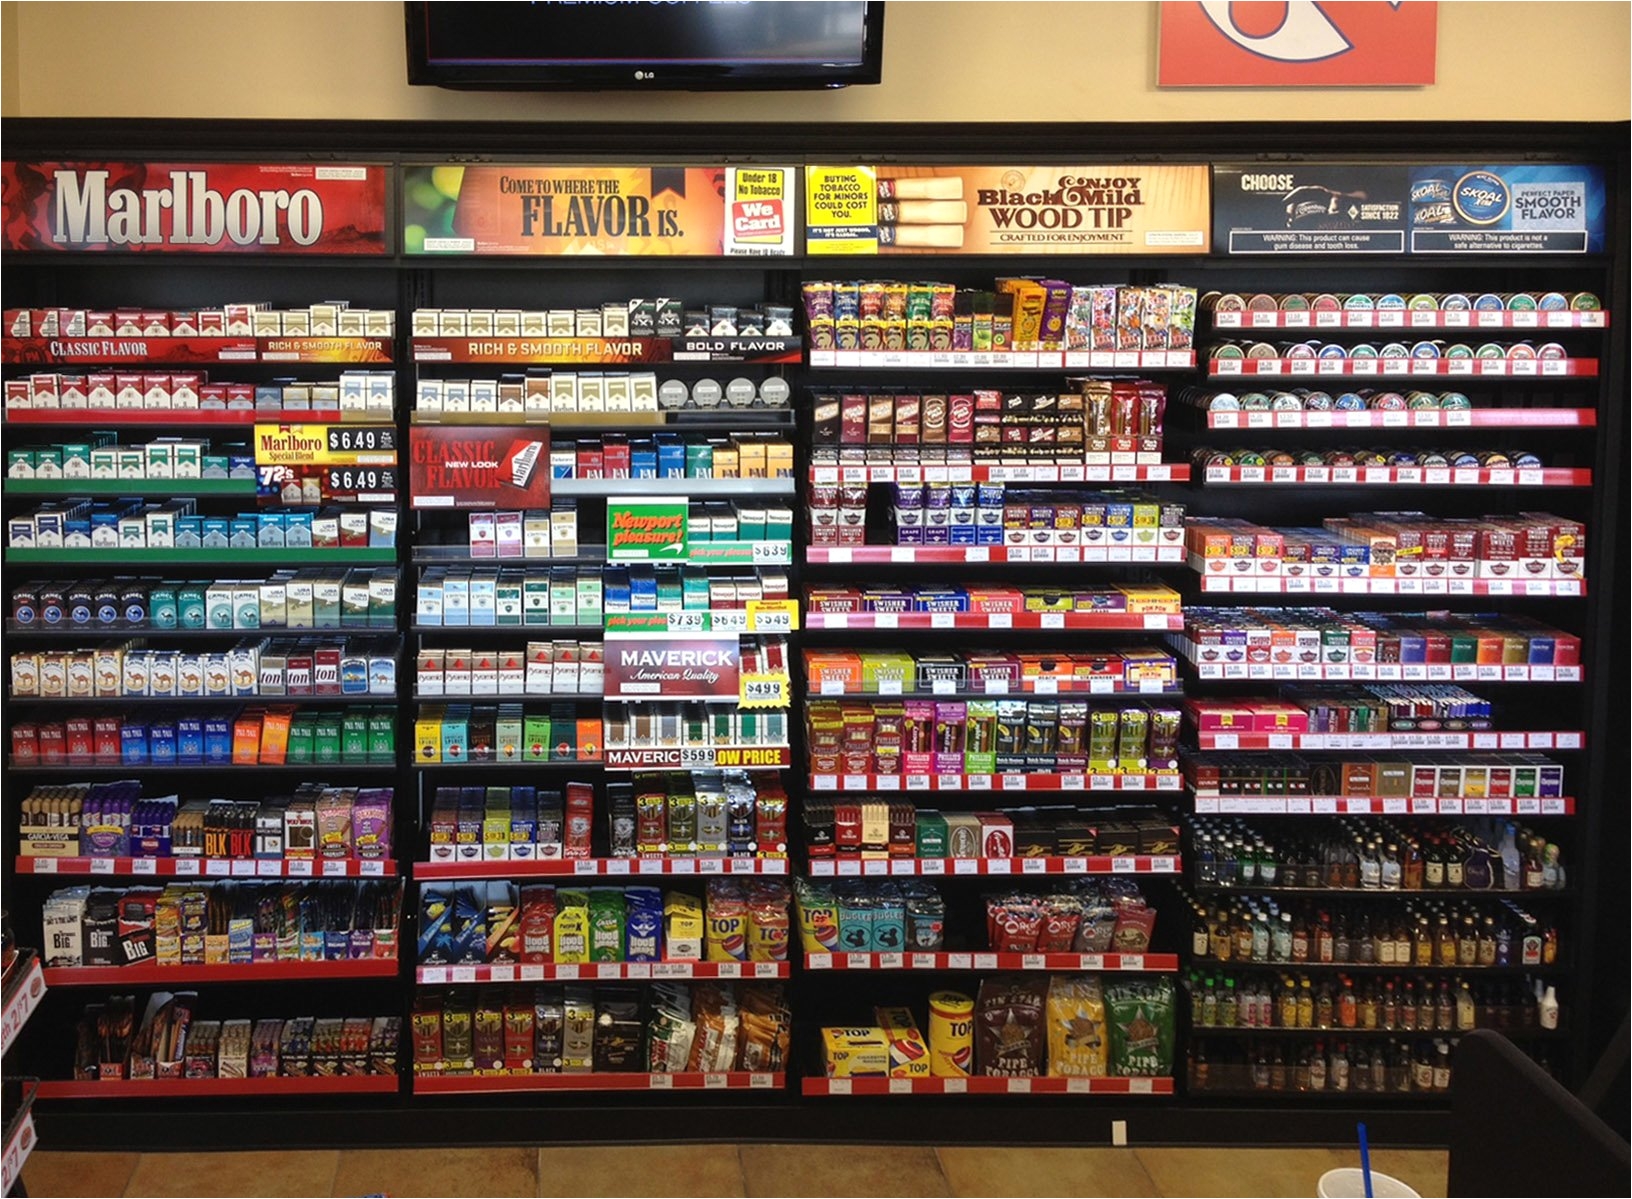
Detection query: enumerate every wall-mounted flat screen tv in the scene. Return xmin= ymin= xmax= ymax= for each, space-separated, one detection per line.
xmin=405 ymin=1 xmax=884 ymax=90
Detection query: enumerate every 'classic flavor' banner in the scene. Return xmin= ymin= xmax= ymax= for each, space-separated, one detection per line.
xmin=403 ymin=164 xmax=796 ymax=257
xmin=806 ymin=164 xmax=1211 ymax=255
xmin=2 ymin=162 xmax=389 ymax=254
xmin=409 ymin=426 xmax=551 ymax=509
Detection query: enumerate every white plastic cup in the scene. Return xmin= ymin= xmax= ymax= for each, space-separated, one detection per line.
xmin=1317 ymin=1167 xmax=1421 ymax=1199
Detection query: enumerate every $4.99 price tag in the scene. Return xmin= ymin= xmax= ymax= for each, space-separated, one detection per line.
xmin=739 ymin=672 xmax=790 ymax=708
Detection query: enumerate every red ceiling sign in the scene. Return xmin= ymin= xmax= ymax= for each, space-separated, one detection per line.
xmin=1159 ymin=2 xmax=1437 ymax=87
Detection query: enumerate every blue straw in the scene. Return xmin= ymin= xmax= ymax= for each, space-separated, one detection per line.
xmin=1358 ymin=1121 xmax=1374 ymax=1199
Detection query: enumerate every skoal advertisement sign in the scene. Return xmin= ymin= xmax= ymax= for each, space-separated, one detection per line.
xmin=603 ymin=635 xmax=739 ymax=699
xmin=2 ymin=162 xmax=389 ymax=254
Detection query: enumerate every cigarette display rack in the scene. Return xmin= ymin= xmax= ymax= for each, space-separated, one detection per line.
xmin=0 ymin=118 xmax=1619 ymax=1155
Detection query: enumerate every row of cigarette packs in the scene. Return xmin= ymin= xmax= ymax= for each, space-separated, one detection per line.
xmin=9 ymin=570 xmax=399 ymax=632
xmin=5 ymin=371 xmax=394 ymax=415
xmin=414 ymin=373 xmax=790 ymax=415
xmin=414 ymin=566 xmax=790 ymax=628
xmin=6 ymin=501 xmax=399 ymax=550
xmin=6 ymin=303 xmax=395 ymax=340
xmin=9 ymin=636 xmax=399 ymax=700
xmin=11 ymin=706 xmax=397 ymax=768
xmin=410 ymin=301 xmax=793 ymax=339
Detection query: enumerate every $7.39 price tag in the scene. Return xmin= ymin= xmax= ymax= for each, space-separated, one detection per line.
xmin=738 ymin=672 xmax=790 ymax=708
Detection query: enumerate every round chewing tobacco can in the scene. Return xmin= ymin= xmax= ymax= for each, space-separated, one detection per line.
xmin=1342 ymin=294 xmax=1376 ymax=310
xmin=1310 ymin=294 xmax=1343 ymax=311
xmin=1378 ymin=343 xmax=1411 ymax=359
xmin=1472 ymin=293 xmax=1505 ymax=311
xmin=1207 ymin=393 xmax=1241 ymax=410
xmin=1348 ymin=344 xmax=1378 ymax=359
xmin=1537 ymin=292 xmax=1569 ymax=312
xmin=1267 ymin=451 xmax=1297 ymax=466
xmin=1534 ymin=342 xmax=1567 ymax=360
xmin=1270 ymin=392 xmax=1303 ymax=411
xmin=1302 ymin=391 xmax=1334 ymax=411
xmin=1298 ymin=451 xmax=1326 ymax=466
xmin=1371 ymin=392 xmax=1407 ymax=410
xmin=1440 ymin=294 xmax=1472 ymax=311
xmin=691 ymin=378 xmax=723 ymax=408
xmin=1406 ymin=391 xmax=1440 ymax=410
xmin=1438 ymin=392 xmax=1471 ymax=409
xmin=1284 ymin=343 xmax=1317 ymax=360
xmin=1211 ymin=344 xmax=1245 ymax=360
xmin=1474 ymin=343 xmax=1507 ymax=360
xmin=1506 ymin=293 xmax=1538 ymax=311
xmin=1279 ymin=294 xmax=1311 ymax=311
xmin=1334 ymin=393 xmax=1367 ymax=411
xmin=1245 ymin=342 xmax=1279 ymax=359
xmin=1407 ymin=293 xmax=1439 ymax=310
xmin=758 ymin=377 xmax=791 ymax=406
xmin=1375 ymin=293 xmax=1407 ymax=310
xmin=1570 ymin=292 xmax=1602 ymax=311
xmin=658 ymin=379 xmax=690 ymax=409
xmin=1240 ymin=392 xmax=1272 ymax=410
xmin=1246 ymin=293 xmax=1279 ymax=311
xmin=1411 ymin=341 xmax=1443 ymax=359
xmin=1419 ymin=451 xmax=1449 ymax=468
xmin=724 ymin=377 xmax=757 ymax=406
xmin=1505 ymin=343 xmax=1537 ymax=361
xmin=1444 ymin=343 xmax=1475 ymax=359
xmin=1512 ymin=451 xmax=1543 ymax=469
xmin=1210 ymin=293 xmax=1246 ymax=312
xmin=1318 ymin=343 xmax=1351 ymax=360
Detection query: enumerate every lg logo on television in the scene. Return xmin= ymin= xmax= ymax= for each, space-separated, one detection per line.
xmin=1159 ymin=1 xmax=1438 ymax=86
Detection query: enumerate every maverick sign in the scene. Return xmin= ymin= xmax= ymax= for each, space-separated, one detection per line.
xmin=603 ymin=635 xmax=740 ymax=700
xmin=1 ymin=162 xmax=390 ymax=254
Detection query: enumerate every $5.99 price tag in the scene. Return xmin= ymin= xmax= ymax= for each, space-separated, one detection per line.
xmin=739 ymin=672 xmax=790 ymax=708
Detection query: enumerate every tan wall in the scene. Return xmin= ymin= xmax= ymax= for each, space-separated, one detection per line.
xmin=3 ymin=1 xmax=1628 ymax=124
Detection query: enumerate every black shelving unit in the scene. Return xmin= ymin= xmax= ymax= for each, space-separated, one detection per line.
xmin=1 ymin=118 xmax=1623 ymax=1151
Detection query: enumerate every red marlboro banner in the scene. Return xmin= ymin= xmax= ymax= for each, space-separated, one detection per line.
xmin=2 ymin=162 xmax=389 ymax=254
xmin=409 ymin=426 xmax=551 ymax=509
xmin=603 ymin=635 xmax=740 ymax=699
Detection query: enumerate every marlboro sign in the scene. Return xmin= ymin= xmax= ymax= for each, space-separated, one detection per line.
xmin=2 ymin=161 xmax=389 ymax=254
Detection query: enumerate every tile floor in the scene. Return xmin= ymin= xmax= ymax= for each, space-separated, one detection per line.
xmin=21 ymin=1144 xmax=1449 ymax=1198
